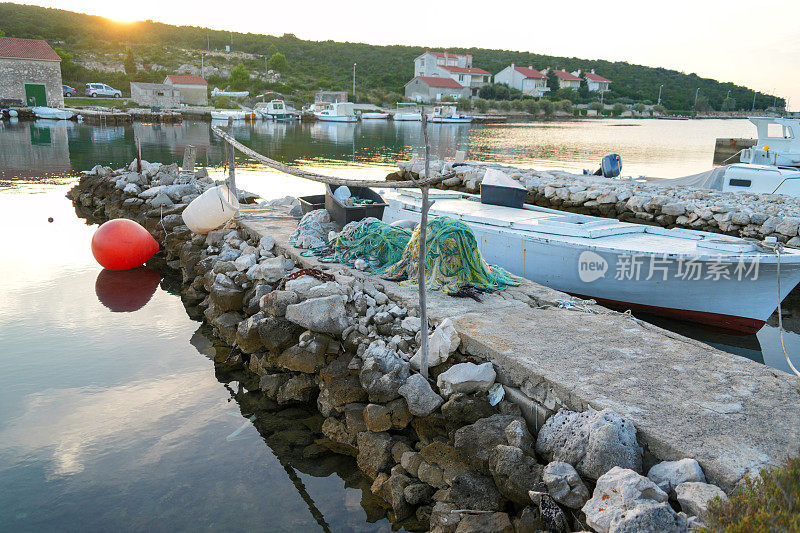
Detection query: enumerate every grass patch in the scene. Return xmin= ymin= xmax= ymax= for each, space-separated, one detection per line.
xmin=703 ymin=455 xmax=800 ymax=532
xmin=64 ymin=97 xmax=133 ymax=109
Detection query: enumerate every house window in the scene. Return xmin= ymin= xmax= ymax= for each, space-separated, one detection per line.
xmin=459 ymin=75 xmax=464 ymax=81
xmin=420 ymin=60 xmax=424 ymax=66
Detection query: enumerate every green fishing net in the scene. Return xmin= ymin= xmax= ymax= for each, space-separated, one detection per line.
xmin=332 ymin=217 xmax=412 ymax=268
xmin=377 ymin=216 xmax=520 ymax=293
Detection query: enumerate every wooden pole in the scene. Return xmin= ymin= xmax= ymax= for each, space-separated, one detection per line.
xmin=227 ymin=117 xmax=238 ymax=213
xmin=135 ymin=136 xmax=142 ymax=173
xmin=418 ymin=111 xmax=431 ymax=379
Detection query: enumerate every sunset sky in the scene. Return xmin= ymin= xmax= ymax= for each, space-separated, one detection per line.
xmin=19 ymin=0 xmax=800 ymax=110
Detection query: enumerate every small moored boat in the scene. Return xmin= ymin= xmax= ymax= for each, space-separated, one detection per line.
xmin=427 ymin=105 xmax=472 ymax=124
xmin=314 ymin=102 xmax=357 ymax=123
xmin=361 ymin=112 xmax=390 ymax=120
xmin=32 ymin=106 xmax=74 ymax=120
xmin=255 ymin=99 xmax=298 ymax=121
xmin=380 ymin=176 xmax=800 ymax=333
xmin=393 ymin=103 xmax=422 ymax=122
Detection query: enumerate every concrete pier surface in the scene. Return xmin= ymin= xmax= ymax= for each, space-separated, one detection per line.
xmin=239 ymin=210 xmax=800 ymax=492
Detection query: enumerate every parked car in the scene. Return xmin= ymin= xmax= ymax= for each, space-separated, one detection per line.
xmin=85 ymin=83 xmax=122 ymax=98
xmin=62 ymin=85 xmax=76 ymax=97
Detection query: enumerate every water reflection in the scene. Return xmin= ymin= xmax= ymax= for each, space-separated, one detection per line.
xmin=94 ymin=267 xmax=163 ymax=312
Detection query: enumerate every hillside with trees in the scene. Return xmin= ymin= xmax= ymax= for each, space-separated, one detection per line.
xmin=0 ymin=2 xmax=784 ymax=112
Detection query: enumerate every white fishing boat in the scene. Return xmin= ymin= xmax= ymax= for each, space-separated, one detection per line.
xmin=393 ymin=103 xmax=422 ymax=122
xmin=671 ymin=117 xmax=800 ymax=196
xmin=361 ymin=112 xmax=390 ymax=119
xmin=255 ymin=99 xmax=298 ymax=121
xmin=210 ymin=109 xmax=257 ymax=121
xmin=314 ymin=102 xmax=357 ymax=123
xmin=380 ymin=176 xmax=800 ymax=333
xmin=427 ymin=105 xmax=472 ymax=124
xmin=32 ymin=107 xmax=74 ymax=120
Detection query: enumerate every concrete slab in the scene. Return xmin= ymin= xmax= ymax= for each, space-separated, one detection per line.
xmin=239 ymin=210 xmax=800 ymax=491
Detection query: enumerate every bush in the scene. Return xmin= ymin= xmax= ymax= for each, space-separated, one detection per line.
xmin=211 ymin=95 xmax=238 ymax=109
xmin=539 ymin=99 xmax=554 ymax=116
xmin=589 ymin=101 xmax=604 ymax=112
xmin=524 ymin=99 xmax=539 ymax=114
xmin=612 ymin=103 xmax=625 ymax=116
xmin=653 ymin=104 xmax=666 ymax=114
xmin=228 ymin=62 xmax=250 ymax=91
xmin=558 ymin=99 xmax=573 ymax=113
xmin=511 ymin=99 xmax=526 ymax=111
xmin=633 ymin=103 xmax=646 ymax=114
xmin=498 ymin=100 xmax=511 ymax=111
xmin=268 ymin=52 xmax=288 ymax=73
xmin=704 ymin=455 xmax=800 ymax=532
xmin=457 ymin=97 xmax=472 ymax=111
xmin=473 ymin=98 xmax=489 ymax=113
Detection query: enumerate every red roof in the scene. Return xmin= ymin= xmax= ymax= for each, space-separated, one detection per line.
xmin=415 ymin=76 xmax=464 ymax=88
xmin=0 ymin=37 xmax=60 ymax=61
xmin=514 ymin=66 xmax=546 ymax=79
xmin=584 ymin=72 xmax=611 ymax=83
xmin=442 ymin=66 xmax=490 ymax=75
xmin=552 ymin=69 xmax=581 ymax=81
xmin=166 ymin=75 xmax=208 ymax=86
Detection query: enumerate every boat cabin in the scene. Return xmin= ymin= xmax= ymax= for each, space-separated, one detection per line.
xmin=740 ymin=117 xmax=800 ymax=167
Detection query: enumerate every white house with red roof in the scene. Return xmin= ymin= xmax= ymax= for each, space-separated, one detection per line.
xmin=580 ymin=70 xmax=611 ymax=93
xmin=404 ymin=76 xmax=471 ymax=103
xmin=494 ymin=63 xmax=550 ymax=97
xmin=413 ymin=50 xmax=491 ymax=97
xmin=0 ymin=36 xmax=63 ymax=107
xmin=548 ymin=68 xmax=582 ymax=90
xmin=163 ymin=75 xmax=208 ymax=105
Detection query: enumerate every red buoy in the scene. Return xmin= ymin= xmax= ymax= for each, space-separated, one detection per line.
xmin=91 ymin=219 xmax=159 ymax=270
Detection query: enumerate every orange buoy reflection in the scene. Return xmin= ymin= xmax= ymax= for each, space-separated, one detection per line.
xmin=95 ymin=267 xmax=162 ymax=312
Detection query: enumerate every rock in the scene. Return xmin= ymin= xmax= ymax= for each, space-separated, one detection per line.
xmin=373 ymin=469 xmax=414 ymax=521
xmin=608 ymin=502 xmax=688 ymax=533
xmin=275 ymin=343 xmax=327 ymax=374
xmin=488 ymin=444 xmax=544 ymax=504
xmin=674 ymin=481 xmax=727 ymax=522
xmin=401 ymin=452 xmax=423 ymax=478
xmin=234 ymin=313 xmax=264 ymax=353
xmin=417 ymin=462 xmax=445 ymax=489
xmin=542 ymin=461 xmax=590 ymax=509
xmin=252 ymin=256 xmax=286 ymax=283
xmin=258 ymin=235 xmax=275 ymax=253
xmin=260 ymin=290 xmax=298 ymax=317
xmin=535 ymin=493 xmax=569 ymax=533
xmin=317 ymin=376 xmax=367 ymax=416
xmin=259 ymin=373 xmax=290 ymax=399
xmin=419 ymin=441 xmax=472 ymax=485
xmin=504 ymin=419 xmax=535 ymax=456
xmin=513 ymin=506 xmax=542 ymax=533
xmin=454 ymin=414 xmax=523 ymax=474
xmin=284 ymin=275 xmax=324 ymax=298
xmin=661 ymin=202 xmax=686 ymax=216
xmin=276 ymin=374 xmax=317 ymax=404
xmin=647 ymin=458 xmax=706 ymax=497
xmin=234 ymin=253 xmax=257 ymax=272
xmin=776 ymin=216 xmax=800 ymax=237
xmin=404 ymin=482 xmax=435 ymax=505
xmin=148 ymin=192 xmax=173 ymax=208
xmin=398 ymin=373 xmax=444 ymax=416
xmin=449 ymin=472 xmax=502 ymax=511
xmin=436 ymin=362 xmax=496 ymax=398
xmin=321 ymin=417 xmax=356 ymax=451
xmin=582 ymin=467 xmax=668 ymax=533
xmin=257 ymin=316 xmax=304 ymax=352
xmin=285 ymin=295 xmax=349 ymax=335
xmin=357 ymin=431 xmax=394 ymax=479
xmin=430 ymin=501 xmax=462 ymax=533
xmin=454 ymin=513 xmax=513 ymax=533
xmin=363 ymin=403 xmax=392 ymax=432
xmin=391 ymin=440 xmax=413 ymax=463
xmin=441 ymin=393 xmax=497 ymax=426
xmin=410 ymin=318 xmax=460 ymax=370
xmin=210 ymin=275 xmax=244 ymax=312
xmin=359 ymin=341 xmax=410 ymax=403
xmin=401 ymin=316 xmax=421 ymax=333
xmin=536 ymin=408 xmax=642 ymax=480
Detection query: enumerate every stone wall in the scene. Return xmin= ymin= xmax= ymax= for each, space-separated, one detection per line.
xmin=392 ymin=159 xmax=800 ymax=246
xmin=0 ymin=58 xmax=64 ymax=108
xmin=65 ymin=164 xmax=734 ymax=532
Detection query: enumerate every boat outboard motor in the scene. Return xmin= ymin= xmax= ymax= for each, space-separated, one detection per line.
xmin=593 ymin=153 xmax=623 ymax=178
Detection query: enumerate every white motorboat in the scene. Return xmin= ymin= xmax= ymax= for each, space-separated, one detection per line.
xmin=210 ymin=109 xmax=257 ymax=121
xmin=739 ymin=117 xmax=800 ymax=167
xmin=380 ymin=184 xmax=800 ymax=333
xmin=314 ymin=102 xmax=357 ymax=123
xmin=211 ymin=87 xmax=250 ymax=98
xmin=361 ymin=112 xmax=390 ymax=120
xmin=32 ymin=107 xmax=74 ymax=120
xmin=427 ymin=105 xmax=472 ymax=124
xmin=393 ymin=103 xmax=422 ymax=122
xmin=255 ymin=99 xmax=298 ymax=121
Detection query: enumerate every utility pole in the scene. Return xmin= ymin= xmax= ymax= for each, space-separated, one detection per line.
xmin=752 ymin=92 xmax=757 ymax=112
xmin=352 ymin=63 xmax=357 ymax=102
xmin=657 ymin=84 xmax=663 ymax=106
xmin=694 ymin=87 xmax=700 ymax=107
xmin=201 ymin=52 xmax=204 ymax=78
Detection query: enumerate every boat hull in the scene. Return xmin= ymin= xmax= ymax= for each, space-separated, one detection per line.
xmin=427 ymin=117 xmax=472 ymax=124
xmin=315 ymin=115 xmax=357 ymax=123
xmin=393 ymin=113 xmax=422 ymax=121
xmin=381 ymin=194 xmax=800 ymax=332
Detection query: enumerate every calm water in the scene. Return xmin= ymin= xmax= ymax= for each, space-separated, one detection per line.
xmin=0 ymin=117 xmax=797 ymax=530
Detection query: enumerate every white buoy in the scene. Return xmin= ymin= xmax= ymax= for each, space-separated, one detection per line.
xmin=181 ymin=185 xmax=239 ymax=234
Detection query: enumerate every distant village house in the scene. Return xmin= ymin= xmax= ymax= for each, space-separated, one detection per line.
xmin=581 ymin=70 xmax=611 ymax=93
xmin=413 ymin=50 xmax=490 ymax=97
xmin=404 ymin=76 xmax=470 ymax=103
xmin=0 ymin=36 xmax=64 ymax=108
xmin=130 ymin=82 xmax=180 ymax=108
xmin=549 ymin=69 xmax=582 ymax=90
xmin=494 ymin=64 xmax=549 ymax=97
xmin=164 ymin=75 xmax=208 ymax=105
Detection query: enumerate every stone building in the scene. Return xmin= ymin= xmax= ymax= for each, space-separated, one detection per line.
xmin=164 ymin=75 xmax=208 ymax=105
xmin=315 ymin=91 xmax=348 ymax=104
xmin=130 ymin=82 xmax=180 ymax=108
xmin=0 ymin=37 xmax=64 ymax=108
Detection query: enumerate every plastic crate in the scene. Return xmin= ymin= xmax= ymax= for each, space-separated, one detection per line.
xmin=325 ymin=185 xmax=388 ymax=226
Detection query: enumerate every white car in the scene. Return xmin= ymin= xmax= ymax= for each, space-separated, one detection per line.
xmin=85 ymin=83 xmax=122 ymax=98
